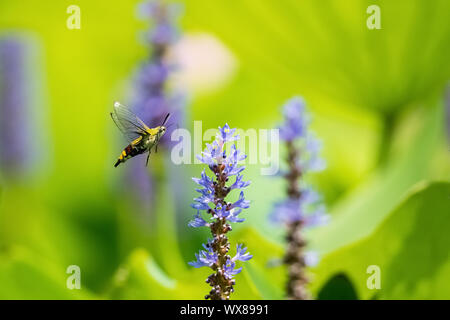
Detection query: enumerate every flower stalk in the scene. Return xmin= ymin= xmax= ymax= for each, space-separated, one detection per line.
xmin=284 ymin=140 xmax=309 ymax=300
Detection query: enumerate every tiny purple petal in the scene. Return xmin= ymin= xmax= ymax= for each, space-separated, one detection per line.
xmin=233 ymin=244 xmax=253 ymax=262
xmin=231 ymin=191 xmax=250 ymax=209
xmin=188 ymin=211 xmax=210 ymax=228
xmin=227 ymin=208 xmax=245 ymax=223
xmin=279 ymin=96 xmax=309 ymax=141
xmin=304 ymin=251 xmax=320 ymax=267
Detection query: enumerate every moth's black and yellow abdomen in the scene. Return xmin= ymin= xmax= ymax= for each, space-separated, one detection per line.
xmin=114 ymin=144 xmax=140 ymax=167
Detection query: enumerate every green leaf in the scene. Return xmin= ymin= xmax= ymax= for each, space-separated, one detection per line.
xmin=149 ymin=154 xmax=188 ymax=277
xmin=106 ymin=247 xmax=262 ymax=300
xmin=231 ymin=228 xmax=285 ymax=299
xmin=243 ymin=262 xmax=284 ymax=300
xmin=0 ymin=246 xmax=95 ymax=299
xmin=106 ymin=248 xmax=181 ymax=299
xmin=183 ymin=0 xmax=450 ymax=113
xmin=317 ymin=273 xmax=358 ymax=300
xmin=311 ymin=181 xmax=450 ymax=299
xmin=310 ymin=96 xmax=445 ymax=254
xmin=106 ymin=229 xmax=286 ymax=300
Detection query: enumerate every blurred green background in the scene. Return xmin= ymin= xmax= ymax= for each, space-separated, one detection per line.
xmin=0 ymin=0 xmax=449 ymax=299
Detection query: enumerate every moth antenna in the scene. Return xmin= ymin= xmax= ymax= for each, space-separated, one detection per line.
xmin=162 ymin=113 xmax=171 ymax=126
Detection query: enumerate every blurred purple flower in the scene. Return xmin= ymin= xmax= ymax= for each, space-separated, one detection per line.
xmin=132 ymin=0 xmax=183 ymax=135
xmin=279 ymin=97 xmax=308 ymax=141
xmin=149 ymin=23 xmax=178 ymax=46
xmin=137 ymin=0 xmax=181 ymax=47
xmin=270 ymin=196 xmax=328 ymax=227
xmin=271 ymin=97 xmax=327 ymax=225
xmin=126 ymin=0 xmax=185 ymax=212
xmin=304 ymin=133 xmax=327 ymax=172
xmin=304 ymin=251 xmax=320 ymax=267
xmin=0 ymin=37 xmax=31 ymax=180
xmin=271 ymin=96 xmax=328 ymax=300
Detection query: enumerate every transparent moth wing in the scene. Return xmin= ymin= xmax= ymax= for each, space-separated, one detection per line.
xmin=110 ymin=101 xmax=150 ymax=142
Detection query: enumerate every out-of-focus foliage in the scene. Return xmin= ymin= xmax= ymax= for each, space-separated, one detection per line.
xmin=311 ymin=182 xmax=450 ymax=300
xmin=185 ymin=0 xmax=450 ymax=113
xmin=0 ymin=0 xmax=449 ymax=299
xmin=0 ymin=245 xmax=94 ymax=299
xmin=310 ymin=96 xmax=445 ymax=253
xmin=105 ymin=228 xmax=285 ymax=300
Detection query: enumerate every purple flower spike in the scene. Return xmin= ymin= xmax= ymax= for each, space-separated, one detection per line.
xmin=189 ymin=124 xmax=252 ymax=300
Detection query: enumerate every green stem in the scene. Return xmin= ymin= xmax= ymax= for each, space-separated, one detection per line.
xmin=377 ymin=112 xmax=397 ymax=166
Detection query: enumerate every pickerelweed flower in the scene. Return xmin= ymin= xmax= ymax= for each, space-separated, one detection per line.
xmin=126 ymin=0 xmax=184 ymax=213
xmin=270 ymin=96 xmax=328 ymax=300
xmin=189 ymin=124 xmax=252 ymax=300
xmin=0 ymin=37 xmax=31 ymax=181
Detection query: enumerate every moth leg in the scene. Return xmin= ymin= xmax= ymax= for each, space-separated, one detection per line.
xmin=155 ymin=144 xmax=158 ymax=153
xmin=146 ymin=151 xmax=151 ymax=166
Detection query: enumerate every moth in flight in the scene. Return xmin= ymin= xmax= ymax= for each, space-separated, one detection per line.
xmin=111 ymin=101 xmax=170 ymax=167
